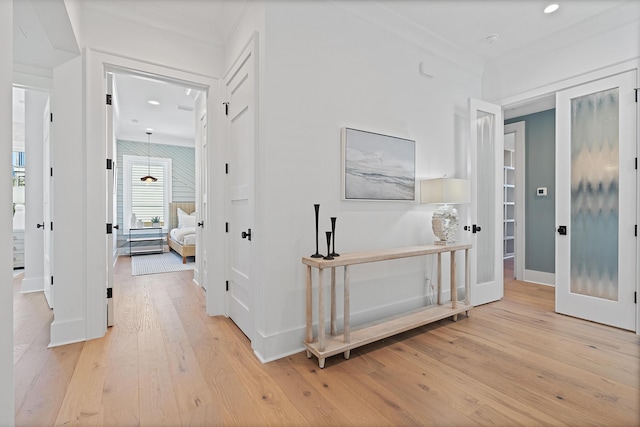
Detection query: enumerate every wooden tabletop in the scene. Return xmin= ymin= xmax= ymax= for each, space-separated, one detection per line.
xmin=302 ymin=243 xmax=472 ymax=268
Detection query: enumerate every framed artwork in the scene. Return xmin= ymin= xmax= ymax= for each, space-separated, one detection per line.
xmin=341 ymin=127 xmax=415 ymax=201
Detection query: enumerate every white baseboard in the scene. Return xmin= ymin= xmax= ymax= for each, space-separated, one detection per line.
xmin=20 ymin=276 xmax=44 ymax=293
xmin=523 ymin=269 xmax=555 ymax=286
xmin=49 ymin=317 xmax=85 ymax=347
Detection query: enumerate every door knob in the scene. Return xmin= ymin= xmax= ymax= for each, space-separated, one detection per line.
xmin=557 ymin=225 xmax=567 ymax=235
xmin=241 ymin=229 xmax=252 ymax=241
xmin=473 ymin=225 xmax=481 ymax=233
xmin=113 ymin=224 xmax=119 ymax=230
xmin=197 ymin=221 xmax=204 ymax=227
xmin=36 ymin=222 xmax=45 ymax=229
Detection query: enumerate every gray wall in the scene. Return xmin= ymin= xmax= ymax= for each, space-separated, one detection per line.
xmin=506 ymin=109 xmax=555 ymax=274
xmin=116 ymin=139 xmax=195 ymax=250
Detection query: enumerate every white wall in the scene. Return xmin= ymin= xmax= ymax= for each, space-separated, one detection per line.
xmin=250 ymin=2 xmax=482 ymax=361
xmin=22 ymin=90 xmax=49 ymax=293
xmin=81 ymin=5 xmax=224 ymax=78
xmin=1 ymin=1 xmax=15 ymax=424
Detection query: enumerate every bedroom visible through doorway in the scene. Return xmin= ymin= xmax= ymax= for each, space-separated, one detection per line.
xmin=110 ymin=71 xmax=203 ymax=283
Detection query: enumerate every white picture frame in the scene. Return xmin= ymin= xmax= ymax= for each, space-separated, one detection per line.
xmin=341 ymin=127 xmax=415 ymax=201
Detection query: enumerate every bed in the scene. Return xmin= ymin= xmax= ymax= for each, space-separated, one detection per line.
xmin=168 ymin=202 xmax=196 ymax=264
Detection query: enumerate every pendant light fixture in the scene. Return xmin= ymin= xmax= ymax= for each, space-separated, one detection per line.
xmin=140 ymin=131 xmax=157 ymax=182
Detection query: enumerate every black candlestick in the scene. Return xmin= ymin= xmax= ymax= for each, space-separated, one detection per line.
xmin=311 ymin=204 xmax=323 ymax=258
xmin=323 ymin=231 xmax=334 ymax=260
xmin=330 ymin=217 xmax=339 ymax=257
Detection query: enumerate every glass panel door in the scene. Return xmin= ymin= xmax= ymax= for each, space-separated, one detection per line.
xmin=469 ymin=99 xmax=504 ymax=306
xmin=556 ymin=70 xmax=636 ymax=331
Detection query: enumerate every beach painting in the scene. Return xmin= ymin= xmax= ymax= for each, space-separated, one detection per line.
xmin=341 ymin=128 xmax=415 ymax=201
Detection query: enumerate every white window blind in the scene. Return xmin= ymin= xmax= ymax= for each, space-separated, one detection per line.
xmin=123 ymin=155 xmax=172 ymax=231
xmin=131 ymin=162 xmax=165 ymax=223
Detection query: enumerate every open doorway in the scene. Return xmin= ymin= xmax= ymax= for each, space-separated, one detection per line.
xmin=110 ymin=72 xmax=204 ymax=283
xmin=503 ymin=96 xmax=556 ymax=287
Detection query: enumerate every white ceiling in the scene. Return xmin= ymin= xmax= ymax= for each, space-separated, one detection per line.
xmin=376 ymin=0 xmax=629 ymax=62
xmin=113 ymin=74 xmax=201 ymax=146
xmin=14 ymin=0 xmax=636 ymax=143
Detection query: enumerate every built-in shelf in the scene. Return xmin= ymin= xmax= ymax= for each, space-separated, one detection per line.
xmin=504 ymin=148 xmax=515 ymax=259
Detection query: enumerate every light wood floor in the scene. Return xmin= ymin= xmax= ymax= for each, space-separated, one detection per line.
xmin=13 ymin=257 xmax=640 ymax=426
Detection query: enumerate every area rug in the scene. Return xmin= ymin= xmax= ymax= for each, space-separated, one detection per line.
xmin=131 ymin=251 xmax=194 ymax=276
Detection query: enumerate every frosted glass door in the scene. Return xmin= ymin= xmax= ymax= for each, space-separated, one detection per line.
xmin=556 ymin=70 xmax=636 ymax=331
xmin=469 ymin=99 xmax=504 ymax=306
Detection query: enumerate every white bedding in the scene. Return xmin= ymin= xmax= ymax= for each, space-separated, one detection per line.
xmin=170 ymin=226 xmax=196 ymax=245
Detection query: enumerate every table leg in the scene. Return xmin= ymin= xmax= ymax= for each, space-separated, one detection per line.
xmin=344 ymin=266 xmax=351 ymax=347
xmin=318 ymin=268 xmax=325 ymax=352
xmin=331 ymin=267 xmax=337 ymax=336
xmin=465 ymin=247 xmax=470 ymax=314
xmin=437 ymin=252 xmax=442 ymax=305
xmin=450 ymin=250 xmax=457 ymax=310
xmin=305 ymin=265 xmax=313 ymax=344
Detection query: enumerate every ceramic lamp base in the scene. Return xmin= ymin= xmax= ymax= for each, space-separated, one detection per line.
xmin=431 ymin=204 xmax=459 ymax=245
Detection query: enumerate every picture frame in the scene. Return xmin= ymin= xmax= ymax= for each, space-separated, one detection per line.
xmin=341 ymin=127 xmax=415 ymax=201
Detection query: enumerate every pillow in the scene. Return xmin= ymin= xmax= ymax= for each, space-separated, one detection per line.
xmin=177 ymin=207 xmax=189 ymax=228
xmin=181 ymin=214 xmax=196 ymax=228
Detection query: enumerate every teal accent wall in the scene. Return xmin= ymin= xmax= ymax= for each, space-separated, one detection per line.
xmin=116 ymin=139 xmax=195 ymax=250
xmin=505 ymin=109 xmax=555 ymax=274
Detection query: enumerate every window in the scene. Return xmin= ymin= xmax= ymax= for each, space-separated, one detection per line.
xmin=123 ymin=155 xmax=172 ymax=231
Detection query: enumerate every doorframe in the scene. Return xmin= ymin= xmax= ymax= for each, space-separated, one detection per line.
xmin=85 ymin=49 xmax=226 ymax=341
xmin=504 ymin=121 xmax=525 ymax=281
xmin=496 ymin=59 xmax=640 ymax=334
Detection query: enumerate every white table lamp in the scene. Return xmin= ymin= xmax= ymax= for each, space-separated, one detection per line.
xmin=420 ymin=178 xmax=470 ymax=245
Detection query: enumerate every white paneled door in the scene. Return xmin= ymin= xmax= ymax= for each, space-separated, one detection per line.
xmin=42 ymin=98 xmax=53 ymax=309
xmin=556 ymin=70 xmax=637 ymax=331
xmin=468 ymin=98 xmax=504 ymax=306
xmin=226 ymin=36 xmax=257 ymax=341
xmin=195 ymin=92 xmax=208 ymax=291
xmin=106 ymin=72 xmax=115 ymax=326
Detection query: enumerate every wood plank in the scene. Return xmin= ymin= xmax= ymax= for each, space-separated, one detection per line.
xmin=137 ymin=328 xmax=181 ymax=425
xmin=55 ymin=335 xmax=112 ymax=425
xmin=302 ymin=243 xmax=471 ymax=268
xmin=305 ymin=303 xmax=472 ymax=361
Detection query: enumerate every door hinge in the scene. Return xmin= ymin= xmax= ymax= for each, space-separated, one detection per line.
xmin=635 ymin=88 xmax=639 ymax=102
xmin=225 ymin=163 xmax=229 ymax=174
xmin=225 ymin=222 xmax=229 ymax=233
xmin=106 ymin=159 xmax=113 ymax=170
xmin=51 ymin=276 xmax=54 ymax=286
xmin=106 ymin=94 xmax=112 ymax=105
xmin=50 ymin=112 xmax=53 ymax=122
xmin=107 ymin=223 xmax=113 ymax=234
xmin=226 ymin=280 xmax=229 ymax=291
xmin=635 ymin=292 xmax=637 ymax=304
xmin=635 ymin=224 xmax=637 ymax=237
xmin=635 ymin=157 xmax=637 ymax=170
xmin=107 ymin=287 xmax=113 ymax=299
xmin=223 ymin=102 xmax=229 ymax=116
xmin=50 ymin=167 xmax=53 ymax=177
xmin=50 ymin=222 xmax=53 ymax=231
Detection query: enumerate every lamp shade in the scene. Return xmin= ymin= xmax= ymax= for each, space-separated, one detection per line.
xmin=420 ymin=178 xmax=470 ymax=205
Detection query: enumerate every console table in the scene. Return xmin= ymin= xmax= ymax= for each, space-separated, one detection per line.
xmin=302 ymin=243 xmax=472 ymax=368
xmin=128 ymin=227 xmax=164 ymax=256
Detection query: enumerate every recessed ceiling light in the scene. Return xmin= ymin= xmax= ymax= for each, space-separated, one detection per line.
xmin=147 ymin=100 xmax=160 ymax=105
xmin=544 ymin=4 xmax=559 ymax=14
xmin=146 ymin=128 xmax=154 ymax=132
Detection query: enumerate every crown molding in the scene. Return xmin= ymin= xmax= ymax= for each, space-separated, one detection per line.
xmin=322 ymin=0 xmax=485 ymax=78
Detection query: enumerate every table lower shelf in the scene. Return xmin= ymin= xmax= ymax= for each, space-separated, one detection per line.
xmin=304 ymin=302 xmax=472 ymax=367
